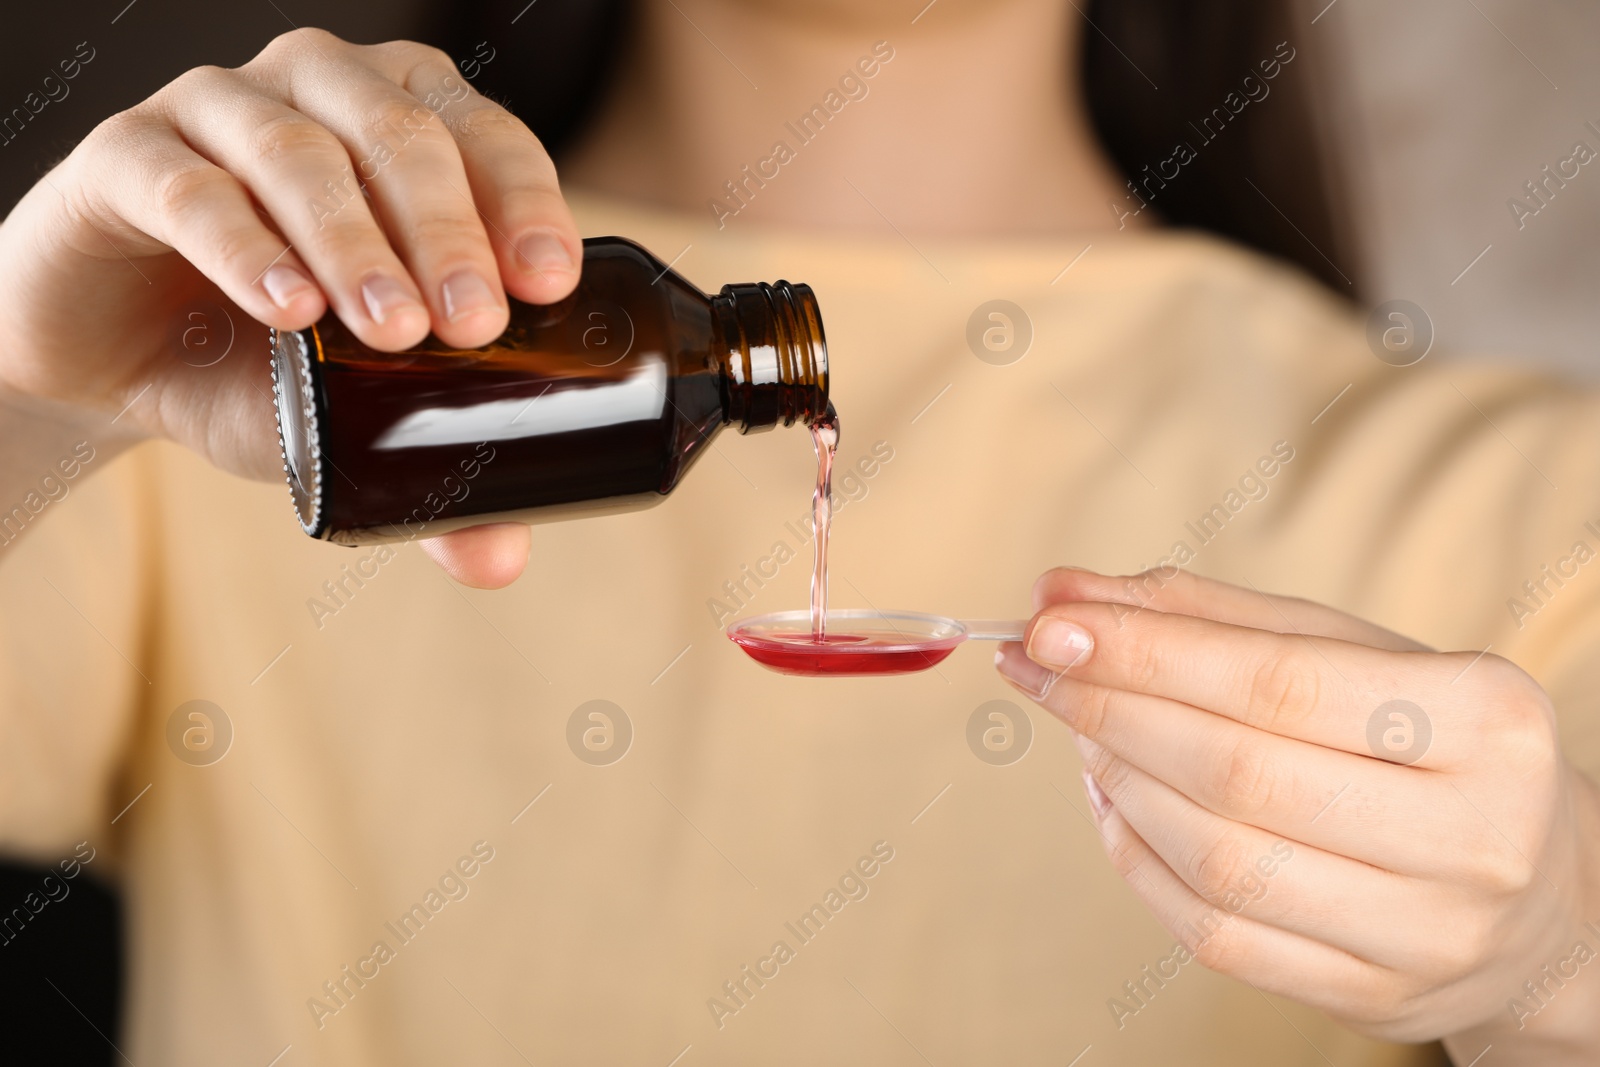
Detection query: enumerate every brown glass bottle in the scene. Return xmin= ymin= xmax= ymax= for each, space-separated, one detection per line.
xmin=271 ymin=237 xmax=829 ymax=545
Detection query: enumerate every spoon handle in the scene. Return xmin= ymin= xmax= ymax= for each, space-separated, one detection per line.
xmin=959 ymin=620 xmax=1028 ymax=642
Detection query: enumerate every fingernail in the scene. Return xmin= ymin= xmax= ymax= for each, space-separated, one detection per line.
xmin=1027 ymin=617 xmax=1094 ymax=670
xmin=263 ymin=264 xmax=316 ymax=309
xmin=514 ymin=230 xmax=575 ymax=275
xmin=441 ymin=269 xmax=500 ymax=322
xmin=994 ymin=644 xmax=1060 ymax=699
xmin=361 ymin=273 xmax=424 ymax=325
xmin=1083 ymin=769 xmax=1113 ymax=820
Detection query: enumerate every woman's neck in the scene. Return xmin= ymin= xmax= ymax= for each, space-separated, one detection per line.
xmin=559 ymin=0 xmax=1137 ymax=237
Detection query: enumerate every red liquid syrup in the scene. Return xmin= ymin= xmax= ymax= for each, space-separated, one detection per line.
xmin=729 ymin=608 xmax=971 ymax=677
xmin=733 ymin=630 xmax=959 ymax=677
xmin=731 ymin=409 xmax=979 ymax=676
xmin=808 ymin=409 xmax=839 ymax=641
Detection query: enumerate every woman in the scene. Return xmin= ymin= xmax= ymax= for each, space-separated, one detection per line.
xmin=0 ymin=0 xmax=1594 ymax=1063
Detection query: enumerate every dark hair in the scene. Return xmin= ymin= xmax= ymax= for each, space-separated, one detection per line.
xmin=428 ymin=0 xmax=630 ymax=165
xmin=1080 ymin=0 xmax=1354 ymax=296
xmin=440 ymin=0 xmax=1358 ymax=295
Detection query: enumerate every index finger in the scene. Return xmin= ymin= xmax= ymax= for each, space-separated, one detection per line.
xmin=420 ymin=522 xmax=531 ymax=588
xmin=1021 ymin=601 xmax=1484 ymax=763
xmin=1033 ymin=567 xmax=1429 ymax=653
xmin=244 ymin=33 xmax=580 ymax=307
xmin=360 ymin=39 xmax=581 ymax=304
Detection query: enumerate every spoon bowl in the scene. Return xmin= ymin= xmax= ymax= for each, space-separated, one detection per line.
xmin=727 ymin=609 xmax=1025 ymax=676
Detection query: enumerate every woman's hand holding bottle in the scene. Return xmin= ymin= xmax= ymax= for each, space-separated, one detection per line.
xmin=0 ymin=29 xmax=578 ymax=584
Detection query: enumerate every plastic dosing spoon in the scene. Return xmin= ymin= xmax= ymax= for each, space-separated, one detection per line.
xmin=727 ymin=609 xmax=1027 ymax=676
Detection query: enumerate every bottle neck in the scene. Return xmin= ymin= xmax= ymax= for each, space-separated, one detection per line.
xmin=711 ymin=281 xmax=829 ymax=432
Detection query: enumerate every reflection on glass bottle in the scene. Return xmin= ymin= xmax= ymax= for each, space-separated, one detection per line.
xmin=271 ymin=236 xmax=829 ymax=545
